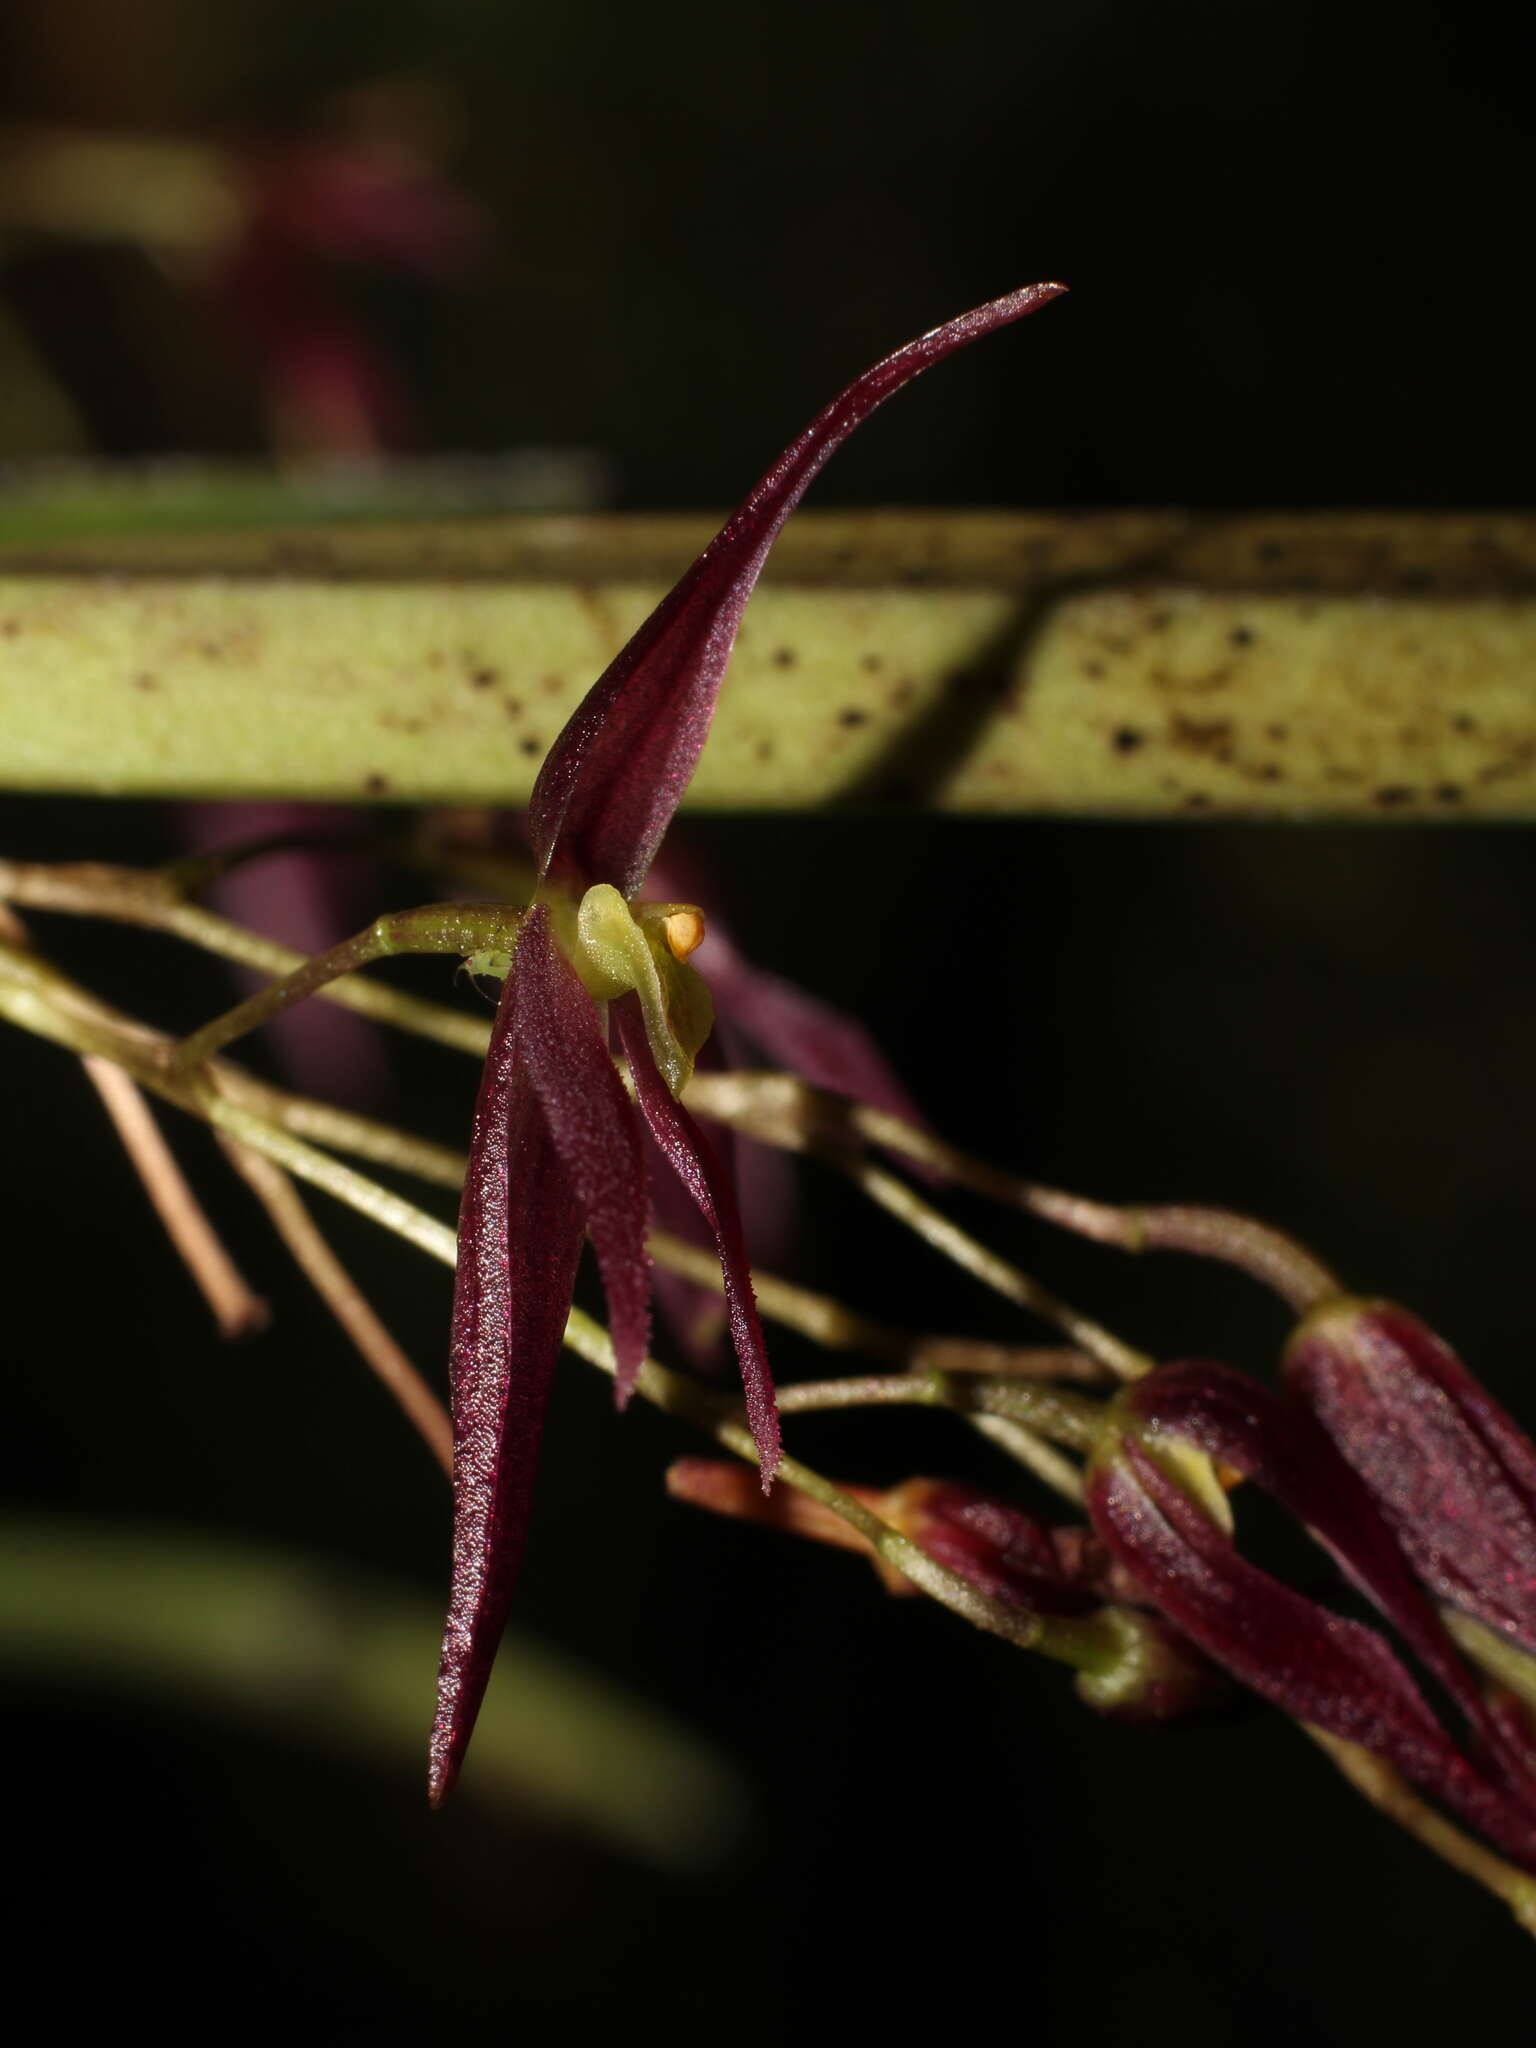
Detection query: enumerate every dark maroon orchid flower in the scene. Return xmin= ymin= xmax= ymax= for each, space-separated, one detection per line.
xmin=1086 ymin=1362 xmax=1536 ymax=1868
xmin=1285 ymin=1299 xmax=1536 ymax=1697
xmin=431 ymin=283 xmax=1067 ymax=1803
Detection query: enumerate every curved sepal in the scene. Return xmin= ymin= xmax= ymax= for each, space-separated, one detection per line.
xmin=530 ymin=284 xmax=1066 ymax=896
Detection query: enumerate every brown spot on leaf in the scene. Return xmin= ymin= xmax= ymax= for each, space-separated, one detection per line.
xmin=1374 ymin=785 xmax=1417 ymax=807
xmin=1082 ymin=659 xmax=1106 ymax=680
xmin=469 ymin=666 xmax=498 ymax=689
xmin=755 ymin=738 xmax=775 ymax=762
xmin=1112 ymin=726 xmax=1144 ymax=753
xmin=134 ymin=672 xmax=158 ymax=691
xmin=1230 ymin=625 xmax=1256 ymax=648
xmin=364 ymin=773 xmax=390 ymax=795
xmin=838 ymin=707 xmax=869 ymax=728
xmin=1169 ymin=715 xmax=1235 ymax=757
xmin=520 ymin=735 xmax=542 ymax=756
xmin=861 ymin=651 xmax=884 ymax=673
xmin=773 ymin=647 xmax=797 ymax=669
xmin=1435 ymin=783 xmax=1464 ymax=803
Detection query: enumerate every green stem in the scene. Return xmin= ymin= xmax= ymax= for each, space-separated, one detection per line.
xmin=172 ymin=901 xmax=522 ymax=1072
xmin=0 ymin=858 xmax=493 ymax=1056
xmin=773 ymin=1369 xmax=1100 ymax=1452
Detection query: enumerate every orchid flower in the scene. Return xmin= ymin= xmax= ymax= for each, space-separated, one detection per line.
xmin=430 ymin=281 xmax=1067 ymax=1803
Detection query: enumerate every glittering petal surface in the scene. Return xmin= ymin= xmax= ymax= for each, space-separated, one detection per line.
xmin=615 ymin=993 xmax=780 ymax=1481
xmin=430 ymin=963 xmax=584 ymax=1806
xmin=1087 ymin=1439 xmax=1536 ymax=1868
xmin=1286 ymin=1300 xmax=1536 ymax=1653
xmin=530 ymin=284 xmax=1066 ymax=896
xmin=511 ymin=906 xmax=652 ymax=1405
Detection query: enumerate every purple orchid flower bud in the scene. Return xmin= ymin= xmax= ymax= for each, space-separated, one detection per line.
xmin=1285 ymin=1299 xmax=1536 ymax=1696
xmin=1085 ymin=1362 xmax=1536 ymax=1868
xmin=432 ymin=284 xmax=1066 ymax=1802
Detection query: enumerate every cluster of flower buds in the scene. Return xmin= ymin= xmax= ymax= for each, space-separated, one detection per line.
xmin=1085 ymin=1345 xmax=1536 ymax=1868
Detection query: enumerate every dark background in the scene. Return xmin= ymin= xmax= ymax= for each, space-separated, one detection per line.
xmin=3 ymin=3 xmax=1534 ymax=2038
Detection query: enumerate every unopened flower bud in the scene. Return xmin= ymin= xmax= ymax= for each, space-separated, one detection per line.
xmin=1285 ymin=1298 xmax=1536 ymax=1666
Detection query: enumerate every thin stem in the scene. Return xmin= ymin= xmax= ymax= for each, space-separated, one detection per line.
xmin=216 ymin=1078 xmax=469 ymax=1189
xmin=1021 ymin=1186 xmax=1341 ymax=1315
xmin=0 ymin=859 xmax=494 ymax=1057
xmin=839 ymin=1153 xmax=1153 ymax=1381
xmin=172 ymin=901 xmax=522 ymax=1072
xmin=1305 ymin=1727 xmax=1536 ymax=1937
xmin=220 ymin=1140 xmax=453 ymax=1476
xmin=771 ymin=1368 xmax=1094 ymax=1506
xmin=964 ymin=1414 xmax=1085 ymax=1504
xmin=82 ymin=1054 xmax=269 ymax=1339
xmin=684 ymin=1071 xmax=1341 ymax=1315
xmin=773 ymin=1369 xmax=1100 ymax=1452
xmin=198 ymin=1100 xmax=460 ymax=1268
xmin=649 ymin=1226 xmax=1108 ymax=1384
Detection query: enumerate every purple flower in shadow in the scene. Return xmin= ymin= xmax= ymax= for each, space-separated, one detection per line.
xmin=431 ymin=283 xmax=1066 ymax=1802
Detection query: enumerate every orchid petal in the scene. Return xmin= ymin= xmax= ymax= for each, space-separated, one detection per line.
xmin=1088 ymin=1441 xmax=1536 ymax=1868
xmin=431 ymin=960 xmax=585 ymax=1805
xmin=512 ymin=905 xmax=652 ymax=1406
xmin=615 ymin=993 xmax=780 ymax=1482
xmin=531 ymin=283 xmax=1066 ymax=895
